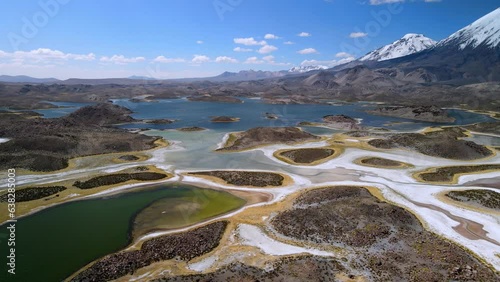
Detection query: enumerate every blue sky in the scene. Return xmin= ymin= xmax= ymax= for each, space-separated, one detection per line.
xmin=0 ymin=0 xmax=498 ymax=79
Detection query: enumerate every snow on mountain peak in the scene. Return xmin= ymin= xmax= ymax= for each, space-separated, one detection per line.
xmin=439 ymin=8 xmax=500 ymax=50
xmin=360 ymin=33 xmax=436 ymax=62
xmin=289 ymin=65 xmax=328 ymax=73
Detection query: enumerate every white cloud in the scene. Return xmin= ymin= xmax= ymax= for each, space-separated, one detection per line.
xmin=301 ymin=57 xmax=355 ymax=68
xmin=153 ymin=56 xmax=186 ymax=63
xmin=297 ymin=32 xmax=311 ymax=37
xmin=196 ymin=40 xmax=204 ymax=44
xmin=191 ymin=55 xmax=210 ymax=64
xmin=233 ymin=47 xmax=253 ymax=52
xmin=215 ymin=56 xmax=238 ymax=63
xmin=244 ymin=56 xmax=264 ymax=64
xmin=234 ymin=37 xmax=267 ymax=46
xmin=0 ymin=48 xmax=96 ymax=65
xmin=264 ymin=34 xmax=280 ymax=39
xmin=243 ymin=55 xmax=289 ymax=66
xmin=258 ymin=45 xmax=278 ymax=54
xmin=335 ymin=52 xmax=353 ymax=58
xmin=262 ymin=55 xmax=275 ymax=62
xmin=100 ymin=55 xmax=145 ymax=64
xmin=297 ymin=48 xmax=318 ymax=54
xmin=350 ymin=32 xmax=368 ymax=38
xmin=283 ymin=41 xmax=295 ymax=45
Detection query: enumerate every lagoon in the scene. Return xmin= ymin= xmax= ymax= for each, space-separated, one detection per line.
xmin=0 ymin=184 xmax=244 ymax=282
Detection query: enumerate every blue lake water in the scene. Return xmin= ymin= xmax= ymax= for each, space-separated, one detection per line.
xmin=34 ymin=101 xmax=93 ymax=118
xmin=113 ymin=98 xmax=493 ymax=132
xmin=31 ymin=98 xmax=495 ymax=133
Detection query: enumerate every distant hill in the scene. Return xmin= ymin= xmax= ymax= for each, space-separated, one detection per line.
xmin=0 ymin=75 xmax=60 ymax=83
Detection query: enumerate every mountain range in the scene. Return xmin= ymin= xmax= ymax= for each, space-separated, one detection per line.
xmin=359 ymin=33 xmax=436 ymax=62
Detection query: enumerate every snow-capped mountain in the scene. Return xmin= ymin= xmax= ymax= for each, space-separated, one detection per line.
xmin=360 ymin=33 xmax=436 ymax=62
xmin=438 ymin=7 xmax=500 ymax=49
xmin=289 ymin=65 xmax=328 ymax=73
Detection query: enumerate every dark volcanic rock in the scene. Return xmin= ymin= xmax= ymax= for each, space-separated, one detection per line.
xmin=0 ymin=186 xmax=66 ymax=202
xmin=188 ymin=170 xmax=284 ymax=187
xmin=73 ymin=172 xmax=168 ymax=189
xmin=118 ymin=155 xmax=140 ymax=161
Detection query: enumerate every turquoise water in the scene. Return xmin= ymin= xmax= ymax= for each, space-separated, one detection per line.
xmin=0 ymin=184 xmax=238 ymax=282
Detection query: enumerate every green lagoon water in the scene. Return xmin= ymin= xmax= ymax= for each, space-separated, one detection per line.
xmin=0 ymin=184 xmax=244 ymax=282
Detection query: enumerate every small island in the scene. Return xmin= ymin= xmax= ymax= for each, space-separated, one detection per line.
xmin=322 ymin=114 xmax=362 ymax=130
xmin=177 ymin=126 xmax=206 ymax=132
xmin=188 ymin=95 xmax=243 ymax=103
xmin=367 ymin=105 xmax=456 ymax=123
xmin=264 ymin=112 xmax=279 ymax=120
xmin=415 ymin=164 xmax=500 ymax=183
xmin=187 ymin=170 xmax=288 ymax=187
xmin=445 ymin=189 xmax=500 ymax=211
xmin=211 ymin=116 xmax=240 ymax=123
xmin=274 ymin=147 xmax=339 ymax=165
xmin=367 ymin=127 xmax=492 ymax=160
xmin=73 ymin=172 xmax=169 ymax=189
xmin=355 ymin=157 xmax=412 ymax=169
xmin=217 ymin=127 xmax=321 ymax=151
xmin=0 ymin=186 xmax=67 ymax=203
xmin=144 ymin=119 xmax=174 ymax=124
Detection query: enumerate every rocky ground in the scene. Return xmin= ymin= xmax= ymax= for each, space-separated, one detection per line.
xmin=73 ymin=172 xmax=168 ymax=189
xmin=464 ymin=122 xmax=500 ymax=135
xmin=270 ymin=186 xmax=499 ymax=281
xmin=0 ymin=186 xmax=66 ymax=202
xmin=118 ymin=155 xmax=140 ymax=161
xmin=367 ymin=127 xmax=492 ymax=160
xmin=157 ymin=256 xmax=345 ymax=282
xmin=359 ymin=157 xmax=408 ymax=167
xmin=217 ymin=127 xmax=320 ymax=151
xmin=188 ymin=171 xmax=284 ymax=187
xmin=211 ymin=116 xmax=239 ymax=123
xmin=278 ymin=148 xmax=335 ymax=164
xmin=446 ymin=190 xmax=500 ymax=211
xmin=367 ymin=105 xmax=455 ymax=123
xmin=417 ymin=164 xmax=500 ymax=182
xmin=145 ymin=119 xmax=174 ymax=124
xmin=177 ymin=127 xmax=206 ymax=132
xmin=322 ymin=114 xmax=362 ymax=130
xmin=70 ymin=221 xmax=228 ymax=282
xmin=0 ymin=103 xmax=159 ymax=171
